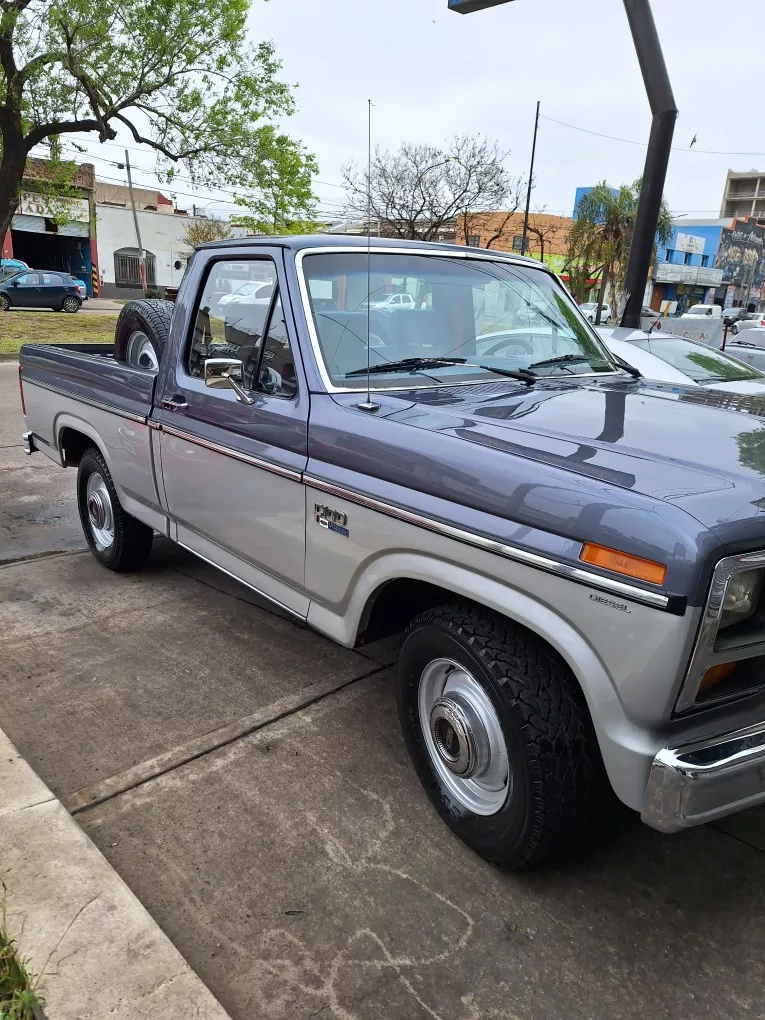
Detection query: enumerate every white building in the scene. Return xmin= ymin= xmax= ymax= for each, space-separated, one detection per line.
xmin=96 ymin=204 xmax=202 ymax=297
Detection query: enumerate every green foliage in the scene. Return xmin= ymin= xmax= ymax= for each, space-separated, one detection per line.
xmin=0 ymin=897 xmax=44 ymax=1020
xmin=566 ymin=180 xmax=673 ymax=307
xmin=736 ymin=428 xmax=765 ymax=475
xmin=233 ymin=127 xmax=318 ymax=234
xmin=182 ymin=216 xmax=232 ymax=251
xmin=0 ymin=0 xmax=317 ymax=234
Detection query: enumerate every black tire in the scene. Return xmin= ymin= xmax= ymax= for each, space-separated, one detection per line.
xmin=0 ymin=294 xmax=10 ymax=311
xmin=397 ymin=603 xmax=600 ymax=870
xmin=77 ymin=448 xmax=153 ymax=571
xmin=62 ymin=295 xmax=81 ymax=313
xmin=113 ymin=299 xmax=173 ymax=367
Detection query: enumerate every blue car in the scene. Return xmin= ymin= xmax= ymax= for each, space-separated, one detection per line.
xmin=0 ymin=270 xmax=82 ymax=313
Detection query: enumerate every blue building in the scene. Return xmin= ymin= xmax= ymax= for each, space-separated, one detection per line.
xmin=651 ymin=220 xmax=726 ymax=313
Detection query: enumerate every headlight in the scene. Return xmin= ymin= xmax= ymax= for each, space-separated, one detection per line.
xmin=720 ymin=568 xmax=764 ymax=630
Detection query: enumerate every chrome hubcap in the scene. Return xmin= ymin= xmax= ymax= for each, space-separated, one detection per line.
xmin=86 ymin=472 xmax=114 ymax=551
xmin=126 ymin=330 xmax=159 ymax=371
xmin=419 ymin=658 xmax=510 ymax=815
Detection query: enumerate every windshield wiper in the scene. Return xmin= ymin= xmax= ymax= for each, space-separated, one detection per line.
xmin=345 ymin=357 xmax=537 ymax=386
xmin=345 ymin=357 xmax=467 ymax=377
xmin=526 ymin=353 xmax=594 ymax=372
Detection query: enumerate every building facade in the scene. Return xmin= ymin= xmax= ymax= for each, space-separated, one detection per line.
xmin=720 ymin=170 xmax=765 ymax=221
xmin=2 ymin=159 xmax=98 ymax=295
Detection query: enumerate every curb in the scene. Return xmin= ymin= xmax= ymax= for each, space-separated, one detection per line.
xmin=0 ymin=728 xmax=233 ymax=1020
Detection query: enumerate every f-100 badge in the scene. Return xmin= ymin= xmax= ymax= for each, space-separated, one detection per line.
xmin=314 ymin=504 xmax=349 ymax=538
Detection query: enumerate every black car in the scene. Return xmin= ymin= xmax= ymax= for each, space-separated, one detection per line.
xmin=0 ymin=270 xmax=82 ymax=312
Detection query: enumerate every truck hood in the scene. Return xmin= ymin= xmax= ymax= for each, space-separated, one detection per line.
xmin=382 ymin=376 xmax=765 ymax=548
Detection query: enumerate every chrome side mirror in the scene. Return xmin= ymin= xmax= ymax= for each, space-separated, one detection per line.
xmin=203 ymin=358 xmax=254 ymax=405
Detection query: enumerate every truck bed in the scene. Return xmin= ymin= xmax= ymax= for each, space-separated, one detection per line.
xmin=20 ymin=343 xmax=157 ymax=421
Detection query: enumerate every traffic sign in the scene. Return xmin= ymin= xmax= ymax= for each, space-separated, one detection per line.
xmin=448 ymin=0 xmax=515 ymax=11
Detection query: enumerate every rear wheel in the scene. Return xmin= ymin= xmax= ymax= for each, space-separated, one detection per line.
xmin=114 ymin=299 xmax=173 ymax=370
xmin=62 ymin=295 xmax=80 ymax=313
xmin=397 ymin=603 xmax=600 ymax=869
xmin=77 ymin=448 xmax=153 ymax=571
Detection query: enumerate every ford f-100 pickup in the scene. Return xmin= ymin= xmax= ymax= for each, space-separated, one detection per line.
xmin=18 ymin=235 xmax=765 ymax=868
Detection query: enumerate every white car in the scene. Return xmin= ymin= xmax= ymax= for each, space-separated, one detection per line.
xmin=731 ymin=312 xmax=765 ymax=334
xmin=579 ymin=301 xmax=612 ymax=324
xmin=363 ymin=292 xmax=416 ymax=310
xmin=680 ymin=303 xmax=722 ymax=320
xmin=723 ymin=328 xmax=765 ymax=372
xmin=219 ymin=281 xmax=274 ymax=306
xmin=597 ymin=326 xmax=765 ymax=393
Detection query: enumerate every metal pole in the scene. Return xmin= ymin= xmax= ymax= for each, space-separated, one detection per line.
xmin=520 ymin=101 xmax=540 ymax=257
xmin=620 ymin=0 xmax=678 ymax=328
xmin=125 ymin=150 xmax=146 ymax=292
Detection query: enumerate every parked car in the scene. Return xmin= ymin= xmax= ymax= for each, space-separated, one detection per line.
xmin=732 ymin=311 xmax=765 ymax=334
xmin=723 ymin=306 xmax=748 ymax=327
xmin=0 ymin=270 xmax=81 ymax=312
xmin=597 ymin=326 xmax=765 ymax=391
xmin=20 ymin=236 xmax=765 ymax=868
xmin=218 ymin=280 xmax=275 ymax=306
xmin=362 ymin=292 xmax=417 ymax=310
xmin=579 ymin=301 xmax=612 ymax=324
xmin=724 ymin=328 xmax=765 ymax=373
xmin=681 ymin=303 xmax=722 ymax=319
xmin=0 ymin=257 xmax=29 ymax=282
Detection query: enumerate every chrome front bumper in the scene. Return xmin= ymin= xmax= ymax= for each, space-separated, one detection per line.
xmin=21 ymin=430 xmax=36 ymax=456
xmin=642 ymin=720 xmax=765 ymax=832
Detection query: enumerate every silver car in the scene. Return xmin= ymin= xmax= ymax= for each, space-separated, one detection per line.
xmin=597 ymin=326 xmax=765 ymax=392
xmin=732 ymin=311 xmax=765 ymax=334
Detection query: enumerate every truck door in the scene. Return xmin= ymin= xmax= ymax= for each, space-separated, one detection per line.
xmin=156 ymin=252 xmax=309 ymax=617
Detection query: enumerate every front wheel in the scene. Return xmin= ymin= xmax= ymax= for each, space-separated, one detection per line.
xmin=77 ymin=448 xmax=153 ymax=571
xmin=396 ymin=603 xmax=600 ymax=869
xmin=0 ymin=295 xmax=10 ymax=311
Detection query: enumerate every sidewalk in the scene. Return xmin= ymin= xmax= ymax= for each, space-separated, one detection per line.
xmin=0 ymin=728 xmax=232 ymax=1020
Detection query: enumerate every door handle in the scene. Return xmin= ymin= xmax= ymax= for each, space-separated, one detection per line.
xmin=163 ymin=395 xmax=189 ymax=410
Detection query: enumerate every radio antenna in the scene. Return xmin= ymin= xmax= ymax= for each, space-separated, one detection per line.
xmin=357 ymin=98 xmax=380 ymax=413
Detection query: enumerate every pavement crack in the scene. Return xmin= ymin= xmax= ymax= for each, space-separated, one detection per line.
xmin=65 ymin=663 xmax=389 ymax=816
xmin=709 ymin=821 xmax=765 ymax=856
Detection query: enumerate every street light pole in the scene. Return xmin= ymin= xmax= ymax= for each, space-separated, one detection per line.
xmin=619 ymin=0 xmax=678 ymax=328
xmin=449 ymin=0 xmax=677 ymax=329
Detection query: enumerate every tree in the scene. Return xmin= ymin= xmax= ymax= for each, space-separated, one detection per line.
xmin=566 ymin=180 xmax=673 ymax=322
xmin=342 ymin=135 xmax=521 ymax=242
xmin=525 ymin=209 xmax=567 ymax=265
xmin=181 ymin=216 xmax=232 ymax=252
xmin=0 ymin=0 xmax=317 ymax=240
xmin=234 ymin=134 xmax=317 ymax=235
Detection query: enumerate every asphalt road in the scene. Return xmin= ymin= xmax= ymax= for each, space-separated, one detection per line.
xmin=2 ymin=362 xmax=765 ymax=1019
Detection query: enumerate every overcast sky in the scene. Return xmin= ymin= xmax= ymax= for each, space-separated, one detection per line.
xmin=62 ymin=0 xmax=765 ymax=222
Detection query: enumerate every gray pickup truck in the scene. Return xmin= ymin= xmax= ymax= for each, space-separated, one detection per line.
xmin=18 ymin=236 xmax=765 ymax=868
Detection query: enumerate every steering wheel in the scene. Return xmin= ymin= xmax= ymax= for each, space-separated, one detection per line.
xmin=480 ymin=336 xmax=534 ymax=357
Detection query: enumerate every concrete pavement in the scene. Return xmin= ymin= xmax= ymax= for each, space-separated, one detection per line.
xmin=3 ymin=360 xmax=765 ymax=1018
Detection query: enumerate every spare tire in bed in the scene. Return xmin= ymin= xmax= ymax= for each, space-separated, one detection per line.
xmin=113 ymin=299 xmax=174 ymax=371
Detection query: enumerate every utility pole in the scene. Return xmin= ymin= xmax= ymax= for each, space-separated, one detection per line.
xmin=124 ymin=150 xmax=146 ymax=292
xmin=449 ymin=0 xmax=677 ymax=328
xmin=520 ymin=101 xmax=540 ymax=257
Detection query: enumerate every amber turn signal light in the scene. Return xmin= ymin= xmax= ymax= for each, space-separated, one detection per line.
xmin=580 ymin=542 xmax=667 ymax=586
xmin=699 ymin=662 xmax=737 ymax=694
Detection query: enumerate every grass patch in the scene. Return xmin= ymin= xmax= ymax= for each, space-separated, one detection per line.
xmin=0 ymin=311 xmax=116 ymax=356
xmin=0 ymin=897 xmax=44 ymax=1020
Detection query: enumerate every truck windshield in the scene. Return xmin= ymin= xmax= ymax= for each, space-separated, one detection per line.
xmin=301 ymin=252 xmax=618 ymax=389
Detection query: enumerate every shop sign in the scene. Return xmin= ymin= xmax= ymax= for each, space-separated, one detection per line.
xmin=18 ymin=192 xmax=89 ymax=223
xmin=675 ymin=233 xmax=706 ymax=255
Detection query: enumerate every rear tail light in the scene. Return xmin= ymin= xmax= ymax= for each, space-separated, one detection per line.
xmin=18 ymin=364 xmax=25 ymax=415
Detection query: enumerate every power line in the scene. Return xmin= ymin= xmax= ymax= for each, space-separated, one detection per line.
xmin=539 ymin=114 xmax=765 ymax=157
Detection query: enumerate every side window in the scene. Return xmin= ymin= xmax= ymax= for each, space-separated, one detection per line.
xmin=259 ymin=292 xmax=297 ymax=399
xmin=42 ymin=274 xmax=60 ymax=286
xmin=16 ymin=273 xmax=38 ymax=285
xmin=186 ymin=260 xmax=277 ymax=387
